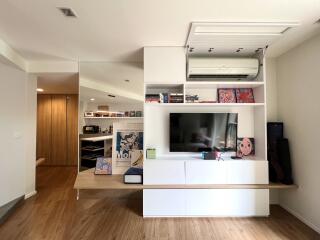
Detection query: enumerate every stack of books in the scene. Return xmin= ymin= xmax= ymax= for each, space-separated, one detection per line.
xmin=159 ymin=93 xmax=169 ymax=103
xmin=169 ymin=93 xmax=184 ymax=103
xmin=145 ymin=93 xmax=184 ymax=103
xmin=145 ymin=94 xmax=160 ymax=103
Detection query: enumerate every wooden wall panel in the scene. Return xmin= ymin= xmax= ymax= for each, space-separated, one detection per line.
xmin=66 ymin=94 xmax=78 ymax=166
xmin=37 ymin=95 xmax=52 ymax=163
xmin=51 ymin=95 xmax=67 ymax=165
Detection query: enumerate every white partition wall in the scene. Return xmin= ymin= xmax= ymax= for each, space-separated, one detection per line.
xmin=143 ymin=46 xmax=269 ymax=217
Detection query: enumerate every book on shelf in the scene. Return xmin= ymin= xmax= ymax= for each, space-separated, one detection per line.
xmin=169 ymin=93 xmax=184 ymax=103
xmin=146 ymin=93 xmax=184 ymax=104
xmin=159 ymin=93 xmax=169 ymax=103
xmin=145 ymin=94 xmax=160 ymax=103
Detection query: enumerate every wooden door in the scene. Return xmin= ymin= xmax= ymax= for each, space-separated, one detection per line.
xmin=37 ymin=95 xmax=52 ymax=162
xmin=66 ymin=94 xmax=78 ymax=166
xmin=51 ymin=95 xmax=67 ymax=165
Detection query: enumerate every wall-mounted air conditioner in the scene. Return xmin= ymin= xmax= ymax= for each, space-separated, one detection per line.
xmin=187 ymin=57 xmax=259 ymax=80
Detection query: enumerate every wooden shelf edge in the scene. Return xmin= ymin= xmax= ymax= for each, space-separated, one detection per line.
xmin=74 ymin=169 xmax=298 ymax=190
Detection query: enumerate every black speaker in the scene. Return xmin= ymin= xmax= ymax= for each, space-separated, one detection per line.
xmin=267 ymin=122 xmax=284 ymax=182
xmin=276 ymin=138 xmax=293 ymax=184
xmin=267 ymin=122 xmax=293 ymax=184
xmin=267 ymin=122 xmax=283 ymax=143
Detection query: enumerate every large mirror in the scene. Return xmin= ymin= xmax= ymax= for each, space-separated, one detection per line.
xmin=79 ymin=62 xmax=144 ymax=172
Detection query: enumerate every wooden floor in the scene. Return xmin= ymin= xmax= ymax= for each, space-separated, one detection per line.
xmin=0 ymin=167 xmax=319 ymax=240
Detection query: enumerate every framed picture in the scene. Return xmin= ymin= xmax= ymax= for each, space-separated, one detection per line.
xmin=95 ymin=157 xmax=112 ymax=175
xmin=115 ymin=131 xmax=143 ymax=161
xmin=218 ymin=88 xmax=236 ymax=103
xmin=236 ymin=88 xmax=255 ymax=103
xmin=131 ymin=150 xmax=144 ymax=168
xmin=237 ymin=138 xmax=255 ymax=157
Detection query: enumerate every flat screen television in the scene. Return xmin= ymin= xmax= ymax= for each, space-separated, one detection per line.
xmin=170 ymin=113 xmax=238 ymax=152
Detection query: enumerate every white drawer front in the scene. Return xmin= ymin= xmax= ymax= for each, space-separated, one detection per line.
xmin=143 ymin=189 xmax=185 ymax=216
xmin=226 ymin=161 xmax=268 ymax=184
xmin=143 ymin=160 xmax=185 ymax=185
xmin=185 ymin=161 xmax=227 ymax=184
xmin=186 ymin=189 xmax=269 ymax=216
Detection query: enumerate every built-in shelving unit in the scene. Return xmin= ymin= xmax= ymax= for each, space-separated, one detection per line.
xmin=80 ymin=136 xmax=113 ymax=170
xmin=142 ymin=46 xmax=271 ymax=217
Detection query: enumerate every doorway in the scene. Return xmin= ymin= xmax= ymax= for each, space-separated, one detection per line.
xmin=36 ymin=73 xmax=79 ymax=186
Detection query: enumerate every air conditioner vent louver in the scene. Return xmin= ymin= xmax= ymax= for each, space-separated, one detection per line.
xmin=187 ymin=57 xmax=259 ymax=81
xmin=189 ymin=74 xmax=249 ymax=79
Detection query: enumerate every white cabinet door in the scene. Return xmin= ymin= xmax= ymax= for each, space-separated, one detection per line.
xmin=143 ymin=189 xmax=186 ymax=216
xmin=226 ymin=160 xmax=268 ymax=184
xmin=143 ymin=160 xmax=185 ymax=185
xmin=185 ymin=189 xmax=269 ymax=216
xmin=185 ymin=160 xmax=227 ymax=184
xmin=144 ymin=47 xmax=186 ymax=84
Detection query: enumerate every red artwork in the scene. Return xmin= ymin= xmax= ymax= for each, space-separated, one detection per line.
xmin=218 ymin=89 xmax=236 ymax=103
xmin=236 ymin=88 xmax=255 ymax=103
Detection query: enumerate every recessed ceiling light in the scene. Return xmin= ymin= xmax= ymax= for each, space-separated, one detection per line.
xmin=90 ymin=98 xmax=95 ymax=101
xmin=108 ymin=94 xmax=116 ymax=98
xmin=57 ymin=7 xmax=77 ymax=18
xmin=124 ymin=79 xmax=130 ymax=82
xmin=37 ymin=88 xmax=44 ymax=92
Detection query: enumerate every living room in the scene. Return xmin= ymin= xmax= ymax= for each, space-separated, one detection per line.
xmin=0 ymin=1 xmax=320 ymax=239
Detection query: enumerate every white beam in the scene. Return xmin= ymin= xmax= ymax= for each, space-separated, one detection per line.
xmin=27 ymin=61 xmax=79 ymax=73
xmin=0 ymin=38 xmax=27 ymax=71
xmin=80 ymin=77 xmax=144 ymax=102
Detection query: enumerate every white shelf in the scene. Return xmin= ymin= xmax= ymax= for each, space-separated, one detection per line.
xmin=80 ymin=136 xmax=113 ymax=141
xmin=84 ymin=117 xmax=143 ymax=119
xmin=145 ymin=103 xmax=264 ymax=107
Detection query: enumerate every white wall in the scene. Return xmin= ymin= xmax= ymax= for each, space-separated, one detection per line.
xmin=0 ymin=62 xmax=36 ymax=206
xmin=265 ymin=58 xmax=279 ymax=204
xmin=25 ymin=74 xmax=37 ymax=198
xmin=276 ymin=33 xmax=320 ymax=233
xmin=0 ymin=62 xmax=27 ymax=206
xmin=266 ymin=58 xmax=278 ymax=122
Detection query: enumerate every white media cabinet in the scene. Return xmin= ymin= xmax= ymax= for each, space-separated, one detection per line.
xmin=143 ymin=46 xmax=269 ymax=217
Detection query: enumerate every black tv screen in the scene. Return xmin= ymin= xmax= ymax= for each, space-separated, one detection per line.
xmin=170 ymin=113 xmax=238 ymax=152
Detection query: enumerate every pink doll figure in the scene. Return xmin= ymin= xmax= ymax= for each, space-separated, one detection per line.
xmin=237 ymin=137 xmax=254 ymax=157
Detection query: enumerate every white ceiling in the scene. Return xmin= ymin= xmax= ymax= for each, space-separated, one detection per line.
xmin=0 ymin=0 xmax=320 ymax=62
xmin=80 ymin=86 xmax=142 ymax=105
xmin=80 ymin=62 xmax=143 ymax=95
xmin=37 ymin=73 xmax=79 ymax=94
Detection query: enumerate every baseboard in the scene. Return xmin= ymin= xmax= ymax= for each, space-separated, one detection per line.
xmin=280 ymin=204 xmax=320 ymax=234
xmin=0 ymin=196 xmax=24 ymax=225
xmin=24 ymin=190 xmax=37 ymax=199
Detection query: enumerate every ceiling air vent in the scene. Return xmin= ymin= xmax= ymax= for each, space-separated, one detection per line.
xmin=58 ymin=7 xmax=77 ymax=17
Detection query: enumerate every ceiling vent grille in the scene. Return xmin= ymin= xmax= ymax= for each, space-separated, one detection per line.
xmin=58 ymin=7 xmax=77 ymax=17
